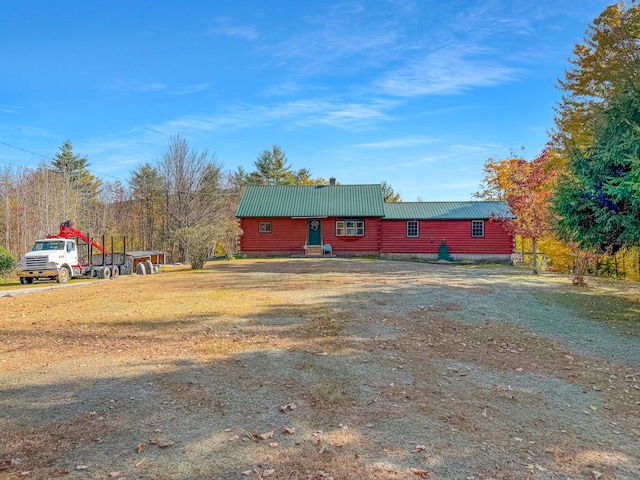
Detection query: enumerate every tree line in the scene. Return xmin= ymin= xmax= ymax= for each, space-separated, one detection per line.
xmin=0 ymin=136 xmax=399 ymax=272
xmin=476 ymin=1 xmax=640 ymax=284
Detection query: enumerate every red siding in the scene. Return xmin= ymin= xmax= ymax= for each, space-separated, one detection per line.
xmin=239 ymin=218 xmax=308 ymax=255
xmin=240 ymin=218 xmax=513 ymax=256
xmin=239 ymin=217 xmax=381 ymax=255
xmin=323 ymin=217 xmax=380 ymax=255
xmin=380 ymin=219 xmax=513 ymax=254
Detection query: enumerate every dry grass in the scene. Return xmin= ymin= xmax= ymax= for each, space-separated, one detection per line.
xmin=1 ymin=258 xmax=639 ymax=479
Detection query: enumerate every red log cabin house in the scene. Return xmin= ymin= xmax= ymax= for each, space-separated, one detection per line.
xmin=236 ymin=183 xmax=515 ymax=262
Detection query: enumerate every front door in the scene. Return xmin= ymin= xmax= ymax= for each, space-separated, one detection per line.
xmin=308 ymin=219 xmax=322 ymax=245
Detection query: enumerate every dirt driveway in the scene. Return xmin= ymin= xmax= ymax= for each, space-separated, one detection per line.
xmin=1 ymin=258 xmax=639 ymax=479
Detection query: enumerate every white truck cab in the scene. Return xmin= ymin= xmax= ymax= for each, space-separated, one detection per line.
xmin=16 ymin=238 xmax=79 ymax=284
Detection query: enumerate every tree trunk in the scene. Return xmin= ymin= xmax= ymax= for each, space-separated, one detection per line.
xmin=532 ymin=237 xmax=538 ymax=274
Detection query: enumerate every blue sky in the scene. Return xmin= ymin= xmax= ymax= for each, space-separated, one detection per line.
xmin=0 ymin=0 xmax=612 ymax=201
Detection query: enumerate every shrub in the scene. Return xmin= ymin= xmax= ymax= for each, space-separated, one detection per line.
xmin=174 ymin=225 xmax=217 ymax=270
xmin=0 ymin=246 xmax=16 ymax=277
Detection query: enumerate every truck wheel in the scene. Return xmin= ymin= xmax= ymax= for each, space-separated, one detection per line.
xmin=20 ymin=277 xmax=26 ymax=285
xmin=102 ymin=266 xmax=111 ymax=279
xmin=57 ymin=267 xmax=70 ymax=284
xmin=111 ymin=266 xmax=119 ymax=278
xmin=25 ymin=277 xmax=33 ymax=284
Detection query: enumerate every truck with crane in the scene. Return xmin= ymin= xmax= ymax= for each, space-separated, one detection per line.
xmin=15 ymin=221 xmax=132 ymax=284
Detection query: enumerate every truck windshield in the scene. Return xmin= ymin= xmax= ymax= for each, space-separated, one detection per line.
xmin=32 ymin=241 xmax=64 ymax=251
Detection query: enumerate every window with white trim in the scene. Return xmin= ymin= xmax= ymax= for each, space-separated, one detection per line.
xmin=471 ymin=220 xmax=484 ymax=237
xmin=336 ymin=220 xmax=365 ymax=236
xmin=406 ymin=220 xmax=419 ymax=238
xmin=258 ymin=222 xmax=272 ymax=233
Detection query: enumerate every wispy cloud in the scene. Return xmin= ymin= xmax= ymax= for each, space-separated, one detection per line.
xmin=101 ymin=81 xmax=210 ymax=96
xmin=102 ymin=81 xmax=168 ymax=92
xmin=269 ymin=3 xmax=402 ymax=76
xmin=207 ymin=18 xmax=258 ymax=41
xmin=0 ymin=124 xmax=59 ymax=139
xmin=140 ymin=98 xmax=396 ymax=137
xmin=170 ymin=83 xmax=212 ymax=95
xmin=452 ymin=1 xmax=536 ymax=38
xmin=0 ymin=105 xmax=19 ymax=114
xmin=376 ymin=44 xmax=521 ymax=97
xmin=352 ymin=136 xmax=438 ymax=149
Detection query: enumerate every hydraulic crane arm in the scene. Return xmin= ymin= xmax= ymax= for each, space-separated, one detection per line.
xmin=48 ymin=220 xmax=109 ymax=255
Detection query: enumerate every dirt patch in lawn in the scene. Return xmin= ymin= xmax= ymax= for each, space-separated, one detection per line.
xmin=1 ymin=258 xmax=639 ymax=480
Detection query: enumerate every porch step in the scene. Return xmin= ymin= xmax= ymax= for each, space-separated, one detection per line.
xmin=305 ymin=245 xmax=324 ymax=256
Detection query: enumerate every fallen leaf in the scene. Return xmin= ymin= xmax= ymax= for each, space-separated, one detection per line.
xmin=137 ymin=443 xmax=145 ymax=454
xmin=411 ymin=468 xmax=430 ymax=478
xmin=412 ymin=445 xmax=426 ymax=453
xmin=263 ymin=469 xmax=275 ymax=477
xmin=270 ymin=442 xmax=279 ymax=447
xmin=76 ymin=465 xmax=88 ymax=471
xmin=258 ymin=431 xmax=274 ymax=440
xmin=590 ymin=405 xmax=598 ymax=411
xmin=135 ymin=458 xmax=146 ymax=468
xmin=283 ymin=425 xmax=295 ymax=435
xmin=109 ymin=472 xmax=121 ymax=478
xmin=242 ymin=470 xmax=252 ymax=476
xmin=158 ymin=440 xmax=175 ymax=448
xmin=53 ymin=469 xmax=69 ymax=476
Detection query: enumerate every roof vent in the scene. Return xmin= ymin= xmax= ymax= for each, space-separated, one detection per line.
xmin=329 ymin=177 xmax=336 ymax=186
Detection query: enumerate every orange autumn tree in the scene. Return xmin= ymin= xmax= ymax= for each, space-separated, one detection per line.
xmin=475 ymin=156 xmax=523 ymax=201
xmin=503 ymin=149 xmax=559 ymax=274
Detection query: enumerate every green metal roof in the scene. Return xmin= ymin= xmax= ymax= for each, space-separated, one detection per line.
xmin=382 ymin=201 xmax=514 ymax=220
xmin=236 ymin=184 xmax=386 ymax=218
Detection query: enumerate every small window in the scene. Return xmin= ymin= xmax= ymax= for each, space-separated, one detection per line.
xmin=336 ymin=220 xmax=365 ymax=237
xmin=66 ymin=241 xmax=76 ymax=253
xmin=407 ymin=220 xmax=419 ymax=238
xmin=258 ymin=222 xmax=272 ymax=233
xmin=471 ymin=220 xmax=484 ymax=238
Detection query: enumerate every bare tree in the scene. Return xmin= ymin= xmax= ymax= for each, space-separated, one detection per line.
xmin=129 ymin=163 xmax=163 ymax=250
xmin=157 ymin=135 xmax=223 ymax=263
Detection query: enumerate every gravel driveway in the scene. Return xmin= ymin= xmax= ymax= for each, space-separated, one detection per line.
xmin=1 ymin=259 xmax=638 ymax=479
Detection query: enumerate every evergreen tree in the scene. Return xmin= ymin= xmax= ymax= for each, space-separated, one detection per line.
xmin=554 ymin=85 xmax=640 ymax=253
xmin=246 ymin=145 xmax=324 ymax=185
xmin=554 ymin=2 xmax=640 ymax=150
xmin=51 ymin=140 xmax=101 ymax=201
